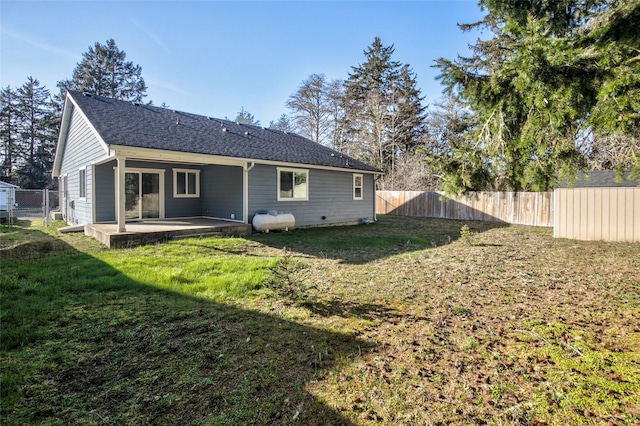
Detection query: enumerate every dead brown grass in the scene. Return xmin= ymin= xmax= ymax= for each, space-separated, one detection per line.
xmin=249 ymin=219 xmax=640 ymax=425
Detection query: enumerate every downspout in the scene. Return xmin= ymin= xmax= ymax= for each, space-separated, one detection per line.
xmin=243 ymin=162 xmax=255 ymax=224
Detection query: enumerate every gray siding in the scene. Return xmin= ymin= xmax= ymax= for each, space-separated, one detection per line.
xmin=125 ymin=161 xmax=202 ymax=218
xmin=248 ymin=164 xmax=375 ymax=227
xmin=95 ymin=160 xmax=116 ymax=222
xmin=201 ymin=165 xmax=244 ymax=221
xmin=93 ymin=161 xmax=244 ymax=222
xmin=64 ymin=121 xmax=374 ymax=227
xmin=58 ymin=106 xmax=109 ymax=225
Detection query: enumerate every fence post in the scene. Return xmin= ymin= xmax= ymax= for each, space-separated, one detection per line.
xmin=8 ymin=190 xmax=14 ymax=226
xmin=44 ymin=189 xmax=50 ymax=227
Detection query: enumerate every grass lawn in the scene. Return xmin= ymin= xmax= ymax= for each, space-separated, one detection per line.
xmin=1 ymin=216 xmax=639 ymax=425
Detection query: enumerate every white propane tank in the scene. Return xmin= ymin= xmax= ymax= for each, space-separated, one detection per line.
xmin=252 ymin=211 xmax=295 ymax=233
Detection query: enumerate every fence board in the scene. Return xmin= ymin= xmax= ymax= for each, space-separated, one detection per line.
xmin=376 ymin=191 xmax=554 ymax=227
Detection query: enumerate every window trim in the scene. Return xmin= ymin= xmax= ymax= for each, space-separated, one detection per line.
xmin=173 ymin=168 xmax=200 ymax=198
xmin=277 ymin=167 xmax=309 ymax=201
xmin=79 ymin=166 xmax=87 ymax=200
xmin=353 ymin=173 xmax=363 ymax=200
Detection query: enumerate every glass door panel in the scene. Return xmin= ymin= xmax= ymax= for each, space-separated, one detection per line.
xmin=125 ymin=172 xmax=140 ymax=220
xmin=141 ymin=173 xmax=160 ymax=219
xmin=124 ymin=172 xmax=160 ymax=221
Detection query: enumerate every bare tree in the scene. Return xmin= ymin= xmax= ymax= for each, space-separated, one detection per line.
xmin=586 ymin=130 xmax=640 ymax=173
xmin=325 ymin=79 xmax=345 ymax=151
xmin=376 ymin=152 xmax=440 ymax=190
xmin=286 ymin=74 xmax=332 ymax=144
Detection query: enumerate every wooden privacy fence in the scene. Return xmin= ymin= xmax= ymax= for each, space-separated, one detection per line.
xmin=376 ymin=191 xmax=554 ymax=227
xmin=554 ymin=188 xmax=639 ymax=242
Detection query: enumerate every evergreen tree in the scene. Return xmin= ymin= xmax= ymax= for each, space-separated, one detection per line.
xmin=388 ymin=64 xmax=426 ymax=154
xmin=268 ymin=114 xmax=296 ymax=133
xmin=343 ymin=38 xmax=426 ymax=174
xmin=423 ymin=95 xmax=491 ymax=194
xmin=584 ymin=1 xmax=640 ymax=136
xmin=424 ymin=95 xmax=474 ymax=159
xmin=0 ymin=86 xmax=19 ymax=183
xmin=343 ymin=38 xmax=399 ymax=169
xmin=14 ymin=78 xmax=57 ymax=188
xmin=57 ymin=38 xmax=147 ymax=102
xmin=234 ymin=107 xmax=260 ymax=126
xmin=434 ymin=0 xmax=640 ymax=193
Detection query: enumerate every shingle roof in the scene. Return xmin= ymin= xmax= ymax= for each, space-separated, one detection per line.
xmin=68 ymin=91 xmax=379 ymax=173
xmin=557 ymin=170 xmax=638 ymax=188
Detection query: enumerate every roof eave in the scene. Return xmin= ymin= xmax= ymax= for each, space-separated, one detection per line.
xmin=109 ymin=145 xmax=382 ymax=174
xmin=52 ymin=95 xmax=74 ymax=178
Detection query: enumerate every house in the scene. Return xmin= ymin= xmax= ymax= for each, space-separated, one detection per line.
xmin=52 ymin=91 xmax=380 ymax=237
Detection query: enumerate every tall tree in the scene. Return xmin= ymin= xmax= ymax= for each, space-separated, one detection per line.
xmin=424 ymin=95 xmax=475 ymax=159
xmin=234 ymin=107 xmax=260 ymax=126
xmin=434 ymin=0 xmax=640 ymax=193
xmin=268 ymin=114 xmax=296 ymax=133
xmin=343 ymin=38 xmax=399 ymax=169
xmin=343 ymin=38 xmax=426 ymax=175
xmin=422 ymin=95 xmax=491 ymax=194
xmin=14 ymin=78 xmax=57 ymax=188
xmin=325 ymin=79 xmax=346 ymax=152
xmin=0 ymin=86 xmax=19 ymax=183
xmin=57 ymin=38 xmax=147 ymax=102
xmin=286 ymin=74 xmax=331 ymax=144
xmin=586 ymin=0 xmax=640 ymax=136
xmin=387 ymin=64 xmax=426 ymax=154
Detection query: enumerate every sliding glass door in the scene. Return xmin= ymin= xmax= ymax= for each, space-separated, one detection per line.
xmin=125 ymin=172 xmax=160 ymax=220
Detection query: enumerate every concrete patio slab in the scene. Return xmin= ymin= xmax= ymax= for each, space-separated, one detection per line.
xmin=84 ymin=218 xmax=251 ymax=248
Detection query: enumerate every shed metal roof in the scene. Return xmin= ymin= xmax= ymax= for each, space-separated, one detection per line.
xmin=557 ymin=170 xmax=638 ymax=188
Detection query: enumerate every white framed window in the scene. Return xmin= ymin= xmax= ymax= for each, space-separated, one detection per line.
xmin=277 ymin=168 xmax=308 ymax=201
xmin=353 ymin=173 xmax=363 ymax=200
xmin=173 ymin=168 xmax=200 ymax=198
xmin=79 ymin=167 xmax=87 ymax=199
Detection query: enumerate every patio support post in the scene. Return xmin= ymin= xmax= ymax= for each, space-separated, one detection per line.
xmin=243 ymin=161 xmax=255 ymax=224
xmin=117 ymin=156 xmax=127 ymax=233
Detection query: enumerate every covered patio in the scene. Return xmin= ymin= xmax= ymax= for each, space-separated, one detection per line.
xmin=85 ymin=218 xmax=251 ymax=248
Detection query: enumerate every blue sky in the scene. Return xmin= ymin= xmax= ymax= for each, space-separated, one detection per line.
xmin=1 ymin=1 xmax=485 ymax=124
